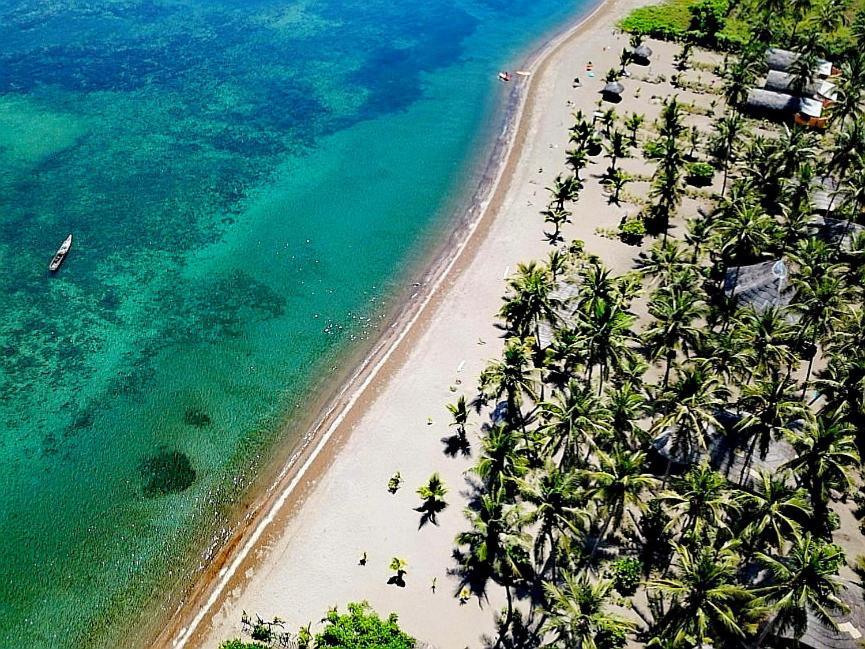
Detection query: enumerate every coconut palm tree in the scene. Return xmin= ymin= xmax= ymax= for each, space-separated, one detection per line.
xmin=479 ymin=337 xmax=538 ymax=429
xmin=473 ymin=422 xmax=528 ymax=497
xmin=755 ymin=533 xmax=847 ymax=641
xmin=518 ymin=462 xmax=587 ymax=571
xmin=736 ymin=374 xmax=808 ymax=476
xmin=455 ymin=489 xmax=531 ymax=646
xmin=415 ymin=473 xmax=448 ymax=526
xmin=543 ymin=573 xmax=634 ymax=648
xmin=782 ymin=413 xmax=859 ymax=530
xmin=500 ymin=261 xmax=561 ymax=344
xmin=624 ymin=112 xmax=645 ymax=146
xmin=548 ymin=173 xmax=581 ymax=210
xmin=582 ymin=448 xmax=657 ymax=558
xmin=710 ymin=199 xmax=776 ymax=272
xmin=444 ymin=395 xmax=471 ymax=457
xmin=605 ymin=379 xmax=649 ymax=448
xmin=732 ymin=307 xmax=798 ymax=380
xmin=538 ymin=379 xmax=612 ymax=469
xmin=791 ymin=271 xmax=848 ymax=387
xmin=604 ymin=129 xmax=630 ymax=177
xmin=739 ymin=471 xmax=811 ymax=554
xmin=660 ymin=461 xmax=738 ymax=542
xmin=606 ymin=168 xmax=630 ymax=205
xmin=814 ymin=352 xmax=865 ymax=433
xmin=636 ymin=239 xmax=689 ymax=287
xmin=648 ymin=541 xmax=755 ymax=647
xmin=566 ymin=146 xmax=590 ymax=180
xmin=643 ymin=287 xmax=707 ymax=386
xmin=542 ymin=205 xmax=572 ymax=243
xmin=574 ymin=296 xmax=637 ymax=392
xmin=709 ymin=113 xmax=745 ymax=196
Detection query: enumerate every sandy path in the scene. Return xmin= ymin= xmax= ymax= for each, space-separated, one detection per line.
xmin=167 ymin=1 xmax=656 ymax=647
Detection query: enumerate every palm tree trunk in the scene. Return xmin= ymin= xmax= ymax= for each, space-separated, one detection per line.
xmin=589 ymin=512 xmax=613 ymax=563
xmin=494 ymin=584 xmax=514 ymax=649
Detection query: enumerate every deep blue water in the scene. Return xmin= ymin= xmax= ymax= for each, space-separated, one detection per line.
xmin=0 ymin=0 xmax=587 ymax=646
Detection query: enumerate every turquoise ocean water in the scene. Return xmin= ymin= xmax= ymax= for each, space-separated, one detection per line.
xmin=0 ymin=0 xmax=588 ymax=646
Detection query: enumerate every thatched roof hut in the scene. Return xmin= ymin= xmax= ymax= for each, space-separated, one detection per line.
xmin=743 ymin=88 xmax=800 ymax=115
xmin=536 ymin=280 xmax=581 ymax=349
xmin=633 ymin=44 xmax=652 ymax=65
xmin=810 ymin=215 xmax=865 ymax=249
xmin=765 ymin=47 xmax=833 ymax=77
xmin=651 ymin=411 xmax=799 ymax=490
xmin=779 ymin=581 xmax=865 ymax=649
xmin=724 ymin=259 xmax=796 ymax=311
xmin=764 ymin=69 xmax=837 ymax=99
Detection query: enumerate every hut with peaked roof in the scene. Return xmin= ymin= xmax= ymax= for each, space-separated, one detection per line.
xmin=536 ymin=280 xmax=581 ymax=349
xmin=765 ymin=47 xmax=834 ymax=77
xmin=724 ymin=259 xmax=796 ymax=312
xmin=651 ymin=411 xmax=799 ymax=490
xmin=764 ymin=69 xmax=837 ymax=100
xmin=744 ymin=88 xmax=801 ymax=115
xmin=777 ymin=581 xmax=865 ymax=649
xmin=810 ymin=215 xmax=865 ymax=250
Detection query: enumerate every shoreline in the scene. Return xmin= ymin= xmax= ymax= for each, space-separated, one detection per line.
xmin=153 ymin=1 xmax=620 ymax=646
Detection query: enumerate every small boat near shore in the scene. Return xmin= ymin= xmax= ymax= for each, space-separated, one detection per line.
xmin=49 ymin=234 xmax=73 ymax=272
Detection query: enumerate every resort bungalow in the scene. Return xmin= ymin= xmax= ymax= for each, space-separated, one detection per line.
xmin=796 ymin=96 xmax=828 ymax=128
xmin=765 ymin=47 xmax=837 ymax=78
xmin=810 ymin=215 xmax=865 ymax=250
xmin=651 ymin=412 xmax=799 ymax=490
xmin=743 ymin=89 xmax=827 ymax=128
xmin=724 ymin=259 xmax=796 ymax=312
xmin=777 ymin=581 xmax=865 ymax=649
xmin=764 ymin=69 xmax=837 ymax=101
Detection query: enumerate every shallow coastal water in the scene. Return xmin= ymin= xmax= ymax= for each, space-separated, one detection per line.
xmin=0 ymin=0 xmax=588 ymax=646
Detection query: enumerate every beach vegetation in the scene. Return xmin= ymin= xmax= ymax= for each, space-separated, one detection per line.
xmin=387 ymin=557 xmax=408 ymax=587
xmin=219 ymin=640 xmax=268 ymax=649
xmin=387 ymin=471 xmax=402 ymax=494
xmin=685 ymin=160 xmax=715 ymax=185
xmin=415 ymin=472 xmax=448 ymax=526
xmin=315 ymin=602 xmax=415 ymax=649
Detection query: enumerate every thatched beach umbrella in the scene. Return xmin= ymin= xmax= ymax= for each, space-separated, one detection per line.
xmin=602 ymin=80 xmax=624 ymax=102
xmin=633 ymin=44 xmax=652 ymax=65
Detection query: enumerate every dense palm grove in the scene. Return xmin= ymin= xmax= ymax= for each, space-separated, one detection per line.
xmin=450 ymin=8 xmax=865 ymax=649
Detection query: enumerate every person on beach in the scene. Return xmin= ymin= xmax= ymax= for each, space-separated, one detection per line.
xmin=359 ymin=552 xmax=367 ymax=566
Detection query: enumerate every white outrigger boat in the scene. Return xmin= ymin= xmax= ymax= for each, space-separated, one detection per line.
xmin=49 ymin=234 xmax=73 ymax=272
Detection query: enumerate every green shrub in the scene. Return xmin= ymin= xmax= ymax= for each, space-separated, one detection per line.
xmin=218 ymin=641 xmax=267 ymax=649
xmin=610 ymin=557 xmax=643 ymax=595
xmin=620 ymin=0 xmax=748 ymax=49
xmin=619 ymin=218 xmax=646 ymax=245
xmin=686 ymin=161 xmax=715 ymax=186
xmin=316 ymin=601 xmax=416 ymax=648
xmin=619 ymin=0 xmax=692 ymax=38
